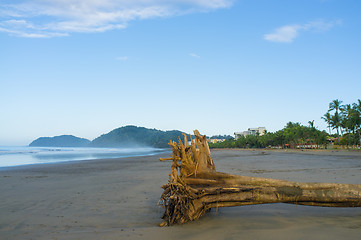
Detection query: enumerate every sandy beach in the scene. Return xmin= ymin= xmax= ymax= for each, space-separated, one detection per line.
xmin=1 ymin=149 xmax=361 ymax=240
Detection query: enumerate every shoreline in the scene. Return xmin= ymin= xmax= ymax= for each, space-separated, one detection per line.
xmin=0 ymin=152 xmax=171 ymax=174
xmin=211 ymin=147 xmax=361 ymax=155
xmin=1 ymin=150 xmax=360 ymax=239
xmin=0 ymin=149 xmax=171 ymax=171
xmin=1 ymin=148 xmax=359 ymax=172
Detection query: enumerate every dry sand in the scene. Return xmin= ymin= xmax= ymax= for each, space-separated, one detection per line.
xmin=1 ymin=149 xmax=361 ymax=240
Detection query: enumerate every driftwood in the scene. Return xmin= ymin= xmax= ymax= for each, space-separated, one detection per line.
xmin=158 ymin=130 xmax=361 ymax=226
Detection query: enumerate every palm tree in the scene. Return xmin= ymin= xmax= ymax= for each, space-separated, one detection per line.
xmin=331 ymin=113 xmax=343 ymax=143
xmin=329 ymin=99 xmax=343 ymax=113
xmin=321 ymin=112 xmax=332 ymax=135
xmin=355 ymin=99 xmax=361 ymax=112
xmin=341 ymin=104 xmax=356 ymax=146
xmin=328 ymin=99 xmax=344 ymax=143
xmin=352 ymin=99 xmax=361 ymax=145
xmin=308 ymin=120 xmax=320 ymax=147
xmin=341 ymin=104 xmax=356 ymax=132
xmin=308 ymin=120 xmax=315 ymax=129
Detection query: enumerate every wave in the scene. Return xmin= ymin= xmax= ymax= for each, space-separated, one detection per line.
xmin=0 ymin=146 xmax=168 ymax=168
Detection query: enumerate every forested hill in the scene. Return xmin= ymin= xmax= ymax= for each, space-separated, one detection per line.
xmin=89 ymin=125 xmax=187 ymax=148
xmin=29 ymin=135 xmax=91 ymax=147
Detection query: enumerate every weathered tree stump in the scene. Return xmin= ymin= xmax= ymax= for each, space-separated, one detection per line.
xmin=158 ymin=130 xmax=361 ymax=226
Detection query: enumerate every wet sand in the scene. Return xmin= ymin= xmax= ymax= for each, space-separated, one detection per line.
xmin=1 ymin=149 xmax=361 ymax=240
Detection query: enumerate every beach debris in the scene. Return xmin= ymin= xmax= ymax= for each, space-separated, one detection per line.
xmin=158 ymin=130 xmax=361 ymax=226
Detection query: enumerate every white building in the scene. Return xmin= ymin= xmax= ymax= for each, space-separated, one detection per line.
xmin=234 ymin=127 xmax=266 ymax=139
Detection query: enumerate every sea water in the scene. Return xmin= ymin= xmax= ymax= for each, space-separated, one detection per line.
xmin=0 ymin=146 xmax=168 ymax=168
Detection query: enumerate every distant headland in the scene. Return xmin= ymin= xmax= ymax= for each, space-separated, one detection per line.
xmin=29 ymin=125 xmax=187 ymax=148
xmin=29 ymin=135 xmax=91 ymax=147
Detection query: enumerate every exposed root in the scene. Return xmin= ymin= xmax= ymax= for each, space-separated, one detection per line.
xmin=159 ymin=183 xmax=202 ymax=226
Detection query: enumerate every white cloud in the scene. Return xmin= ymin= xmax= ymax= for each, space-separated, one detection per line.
xmin=264 ymin=20 xmax=341 ymax=43
xmin=264 ymin=25 xmax=301 ymax=43
xmin=0 ymin=0 xmax=234 ymax=38
xmin=303 ymin=19 xmax=342 ymax=32
xmin=189 ymin=53 xmax=200 ymax=58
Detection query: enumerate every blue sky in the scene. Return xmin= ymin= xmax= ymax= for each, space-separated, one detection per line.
xmin=1 ymin=0 xmax=361 ymax=145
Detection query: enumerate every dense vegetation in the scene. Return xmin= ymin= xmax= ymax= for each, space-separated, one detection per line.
xmin=29 ymin=135 xmax=91 ymax=147
xmin=322 ymin=99 xmax=361 ymax=146
xmin=210 ymin=99 xmax=361 ymax=149
xmin=90 ymin=125 xmax=186 ymax=148
xmin=210 ymin=122 xmax=329 ymax=149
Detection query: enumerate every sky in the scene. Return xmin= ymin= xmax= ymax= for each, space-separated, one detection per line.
xmin=1 ymin=0 xmax=361 ymax=145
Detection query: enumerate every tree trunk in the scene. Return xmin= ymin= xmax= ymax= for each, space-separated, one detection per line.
xmin=159 ymin=130 xmax=361 ymax=226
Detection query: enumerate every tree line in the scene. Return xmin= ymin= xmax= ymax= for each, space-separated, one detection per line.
xmin=210 ymin=99 xmax=361 ymax=149
xmin=322 ymin=99 xmax=361 ymax=146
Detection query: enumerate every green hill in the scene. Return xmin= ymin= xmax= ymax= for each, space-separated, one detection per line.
xmin=29 ymin=135 xmax=91 ymax=147
xmin=90 ymin=125 xmax=187 ymax=148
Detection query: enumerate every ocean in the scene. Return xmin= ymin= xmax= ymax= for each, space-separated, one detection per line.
xmin=0 ymin=146 xmax=168 ymax=168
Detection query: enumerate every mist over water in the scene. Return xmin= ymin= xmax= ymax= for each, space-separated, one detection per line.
xmin=0 ymin=146 xmax=168 ymax=168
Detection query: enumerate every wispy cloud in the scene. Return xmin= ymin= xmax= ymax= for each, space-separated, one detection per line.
xmin=189 ymin=53 xmax=200 ymax=58
xmin=0 ymin=0 xmax=234 ymax=38
xmin=264 ymin=20 xmax=341 ymax=43
xmin=116 ymin=56 xmax=128 ymax=61
xmin=264 ymin=25 xmax=301 ymax=43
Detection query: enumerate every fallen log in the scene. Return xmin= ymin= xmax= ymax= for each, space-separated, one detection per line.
xmin=158 ymin=130 xmax=361 ymax=226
